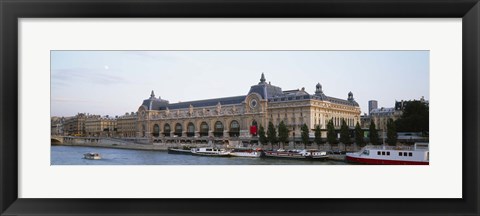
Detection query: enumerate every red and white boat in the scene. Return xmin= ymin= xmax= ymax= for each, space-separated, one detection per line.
xmin=346 ymin=143 xmax=429 ymax=165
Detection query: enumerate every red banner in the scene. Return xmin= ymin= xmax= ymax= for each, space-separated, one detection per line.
xmin=250 ymin=125 xmax=257 ymax=135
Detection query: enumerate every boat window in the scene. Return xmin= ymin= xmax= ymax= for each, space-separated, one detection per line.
xmin=362 ymin=150 xmax=369 ymax=155
xmin=409 ymin=152 xmax=413 ymax=157
xmin=387 ymin=152 xmax=390 ymax=156
xmin=399 ymin=152 xmax=402 ymax=156
xmin=377 ymin=151 xmax=381 ymax=155
xmin=381 ymin=151 xmax=385 ymax=155
xmin=403 ymin=152 xmax=407 ymax=156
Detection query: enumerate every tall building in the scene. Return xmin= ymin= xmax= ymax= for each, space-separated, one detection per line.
xmin=63 ymin=113 xmax=86 ymax=136
xmin=368 ymin=100 xmax=378 ymax=115
xmin=50 ymin=116 xmax=65 ymax=135
xmin=136 ymin=73 xmax=361 ymax=144
xmin=117 ymin=112 xmax=138 ymax=138
xmin=85 ymin=115 xmax=117 ymax=137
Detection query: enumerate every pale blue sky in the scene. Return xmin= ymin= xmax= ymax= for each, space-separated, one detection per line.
xmin=51 ymin=51 xmax=429 ymax=117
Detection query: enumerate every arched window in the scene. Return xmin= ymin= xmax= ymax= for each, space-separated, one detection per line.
xmin=229 ymin=120 xmax=240 ymax=137
xmin=200 ymin=122 xmax=209 ymax=137
xmin=153 ymin=124 xmax=160 ymax=137
xmin=163 ymin=124 xmax=171 ymax=137
xmin=214 ymin=121 xmax=224 ymax=137
xmin=187 ymin=122 xmax=195 ymax=137
xmin=174 ymin=123 xmax=182 ymax=137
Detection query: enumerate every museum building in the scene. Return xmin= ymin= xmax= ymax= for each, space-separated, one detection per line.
xmin=137 ymin=73 xmax=361 ymax=144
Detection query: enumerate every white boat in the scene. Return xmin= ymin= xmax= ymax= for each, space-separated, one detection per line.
xmin=346 ymin=143 xmax=429 ymax=165
xmin=302 ymin=149 xmax=329 ymax=159
xmin=229 ymin=148 xmax=263 ymax=158
xmin=83 ymin=152 xmax=101 ymax=160
xmin=264 ymin=149 xmax=328 ymax=160
xmin=191 ymin=147 xmax=231 ymax=157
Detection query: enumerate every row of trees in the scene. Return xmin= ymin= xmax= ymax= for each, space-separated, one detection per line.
xmin=257 ymin=118 xmax=394 ymax=149
xmin=256 ymin=101 xmax=428 ymax=147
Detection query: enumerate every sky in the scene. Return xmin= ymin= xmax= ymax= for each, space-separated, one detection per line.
xmin=51 ymin=51 xmax=429 ymax=117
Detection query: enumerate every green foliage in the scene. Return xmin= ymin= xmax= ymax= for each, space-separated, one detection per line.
xmin=326 ymin=119 xmax=337 ymax=144
xmin=301 ymin=124 xmax=310 ymax=147
xmin=354 ymin=122 xmax=364 ymax=146
xmin=386 ymin=118 xmax=397 ymax=146
xmin=267 ymin=122 xmax=278 ymax=146
xmin=339 ymin=119 xmax=351 ymax=144
xmin=258 ymin=125 xmax=268 ymax=145
xmin=314 ymin=125 xmax=323 ymax=144
xmin=277 ymin=121 xmax=289 ymax=146
xmin=395 ymin=101 xmax=429 ymax=135
xmin=369 ymin=120 xmax=379 ymax=145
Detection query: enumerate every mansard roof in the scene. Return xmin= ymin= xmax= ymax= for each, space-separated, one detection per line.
xmin=162 ymin=95 xmax=246 ymax=110
xmin=141 ymin=73 xmax=359 ymax=111
xmin=141 ymin=90 xmax=170 ymax=110
xmin=326 ymin=96 xmax=359 ymax=107
xmin=247 ymin=83 xmax=284 ymax=99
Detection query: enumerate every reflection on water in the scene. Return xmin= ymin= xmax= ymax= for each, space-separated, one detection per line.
xmin=51 ymin=145 xmax=348 ymax=165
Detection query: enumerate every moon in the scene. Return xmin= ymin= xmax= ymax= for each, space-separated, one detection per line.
xmin=104 ymin=65 xmax=109 ymax=70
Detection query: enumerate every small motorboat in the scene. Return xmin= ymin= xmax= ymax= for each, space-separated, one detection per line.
xmin=83 ymin=152 xmax=101 ymax=160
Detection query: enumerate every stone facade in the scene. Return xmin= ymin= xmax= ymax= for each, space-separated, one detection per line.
xmin=136 ymin=74 xmax=361 ymax=144
xmin=85 ymin=115 xmax=117 ymax=137
xmin=51 ymin=116 xmax=65 ymax=135
xmin=63 ymin=113 xmax=86 ymax=136
xmin=117 ymin=112 xmax=138 ymax=137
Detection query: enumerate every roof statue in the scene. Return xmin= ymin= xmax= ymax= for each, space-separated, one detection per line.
xmin=216 ymin=102 xmax=222 ymax=114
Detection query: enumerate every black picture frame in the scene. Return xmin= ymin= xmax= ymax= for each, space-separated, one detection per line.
xmin=1 ymin=0 xmax=479 ymax=215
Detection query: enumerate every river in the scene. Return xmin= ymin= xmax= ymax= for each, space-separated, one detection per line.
xmin=51 ymin=145 xmax=349 ymax=165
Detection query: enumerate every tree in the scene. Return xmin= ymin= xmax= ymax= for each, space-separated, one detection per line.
xmin=277 ymin=121 xmax=289 ymax=149
xmin=301 ymin=124 xmax=309 ymax=149
xmin=258 ymin=125 xmax=268 ymax=145
xmin=267 ymin=122 xmax=278 ymax=150
xmin=354 ymin=122 xmax=364 ymax=147
xmin=386 ymin=118 xmax=397 ymax=146
xmin=326 ymin=119 xmax=337 ymax=144
xmin=314 ymin=125 xmax=323 ymax=146
xmin=369 ymin=120 xmax=379 ymax=145
xmin=395 ymin=101 xmax=429 ymax=135
xmin=339 ymin=119 xmax=351 ymax=145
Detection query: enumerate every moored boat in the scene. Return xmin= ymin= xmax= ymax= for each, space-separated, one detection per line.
xmin=229 ymin=148 xmax=263 ymax=158
xmin=191 ymin=147 xmax=231 ymax=157
xmin=168 ymin=147 xmax=193 ymax=155
xmin=264 ymin=149 xmax=328 ymax=160
xmin=346 ymin=143 xmax=429 ymax=165
xmin=83 ymin=152 xmax=101 ymax=160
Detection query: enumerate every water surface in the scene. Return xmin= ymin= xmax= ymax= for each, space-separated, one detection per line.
xmin=51 ymin=145 xmax=348 ymax=165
